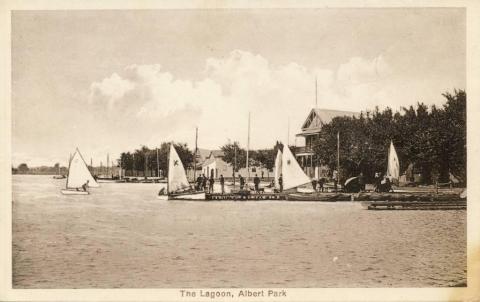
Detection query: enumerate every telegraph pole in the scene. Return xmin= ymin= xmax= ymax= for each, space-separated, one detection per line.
xmin=337 ymin=131 xmax=340 ymax=180
xmin=246 ymin=112 xmax=251 ymax=185
xmin=233 ymin=143 xmax=237 ymax=186
xmin=193 ymin=127 xmax=198 ymax=182
xmin=156 ymin=148 xmax=160 ymax=178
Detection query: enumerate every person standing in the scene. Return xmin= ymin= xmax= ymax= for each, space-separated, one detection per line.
xmin=312 ymin=178 xmax=318 ymax=192
xmin=384 ymin=177 xmax=393 ymax=192
xmin=332 ymin=170 xmax=338 ymax=192
xmin=253 ymin=174 xmax=260 ymax=193
xmin=196 ymin=175 xmax=203 ymax=191
xmin=374 ymin=172 xmax=381 ymax=192
xmin=209 ymin=175 xmax=215 ymax=193
xmin=278 ymin=173 xmax=283 ymax=192
xmin=202 ymin=174 xmax=207 ymax=191
xmin=318 ymin=177 xmax=325 ymax=192
xmin=358 ymin=172 xmax=366 ymax=192
xmin=239 ymin=174 xmax=245 ymax=190
xmin=220 ymin=174 xmax=225 ymax=194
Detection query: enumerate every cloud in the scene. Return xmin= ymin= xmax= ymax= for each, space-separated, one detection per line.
xmin=88 ymin=50 xmax=394 ymax=150
xmin=89 ymin=73 xmax=135 ymax=108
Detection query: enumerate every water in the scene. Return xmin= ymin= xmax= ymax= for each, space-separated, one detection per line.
xmin=12 ymin=175 xmax=466 ymax=288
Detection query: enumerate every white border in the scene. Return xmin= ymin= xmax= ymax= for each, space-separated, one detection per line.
xmin=1 ymin=1 xmax=479 ymax=301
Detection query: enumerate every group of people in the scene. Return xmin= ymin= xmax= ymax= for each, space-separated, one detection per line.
xmin=195 ymin=174 xmax=225 ymax=193
xmin=374 ymin=172 xmax=393 ymax=193
xmin=238 ymin=174 xmax=263 ymax=193
xmin=310 ymin=177 xmax=327 ymax=192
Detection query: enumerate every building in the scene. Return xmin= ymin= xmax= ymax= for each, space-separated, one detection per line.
xmin=201 ymin=150 xmax=271 ymax=180
xmin=295 ymin=108 xmax=358 ymax=178
xmin=201 ymin=151 xmax=232 ymax=179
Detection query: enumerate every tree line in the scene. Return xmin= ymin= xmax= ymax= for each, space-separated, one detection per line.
xmin=12 ymin=163 xmax=68 ymax=175
xmin=313 ymin=89 xmax=466 ymax=184
xmin=119 ymin=143 xmax=193 ymax=177
xmin=113 ymin=90 xmax=466 ymax=184
xmin=118 ymin=141 xmax=282 ymax=177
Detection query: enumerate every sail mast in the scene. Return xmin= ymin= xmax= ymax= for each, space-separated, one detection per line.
xmin=167 ymin=144 xmax=170 ymax=194
xmin=66 ymin=153 xmax=72 ymax=189
xmin=156 ymin=148 xmax=160 ymax=178
xmin=234 ymin=143 xmax=237 ymax=186
xmin=387 ymin=140 xmax=390 ymax=176
xmin=246 ymin=112 xmax=251 ymax=185
xmin=144 ymin=151 xmax=147 ymax=178
xmin=193 ymin=127 xmax=198 ymax=182
xmin=337 ymin=131 xmax=340 ymax=180
xmin=119 ymin=157 xmax=122 ymax=180
xmin=287 ymin=117 xmax=290 ymax=146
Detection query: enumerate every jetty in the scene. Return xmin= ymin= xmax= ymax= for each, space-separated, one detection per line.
xmin=361 ymin=200 xmax=466 ymax=210
xmin=206 ymin=192 xmax=286 ymax=201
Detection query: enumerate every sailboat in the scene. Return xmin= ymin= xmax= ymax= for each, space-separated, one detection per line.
xmin=386 ymin=140 xmax=400 ymax=181
xmin=157 ymin=144 xmax=205 ymax=200
xmin=61 ymin=148 xmax=99 ymax=195
xmin=281 ymin=143 xmax=312 ymax=192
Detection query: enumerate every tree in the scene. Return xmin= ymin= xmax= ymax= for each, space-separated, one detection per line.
xmin=312 ymin=90 xmax=466 ymax=185
xmin=253 ymin=149 xmax=275 ymax=171
xmin=221 ymin=141 xmax=246 ymax=170
xmin=17 ymin=163 xmax=29 ymax=174
xmin=118 ymin=142 xmax=193 ymax=177
xmin=441 ymin=89 xmax=466 ymax=183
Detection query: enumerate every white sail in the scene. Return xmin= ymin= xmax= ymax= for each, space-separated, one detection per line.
xmin=168 ymin=144 xmax=191 ymax=193
xmin=386 ymin=140 xmax=400 ymax=180
xmin=66 ymin=149 xmax=99 ymax=189
xmin=274 ymin=149 xmax=283 ymax=189
xmin=281 ymin=144 xmax=311 ymax=190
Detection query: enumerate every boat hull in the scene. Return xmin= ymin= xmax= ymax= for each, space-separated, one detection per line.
xmin=157 ymin=192 xmax=206 ymax=200
xmin=61 ymin=189 xmax=89 ymax=195
xmin=286 ymin=192 xmax=352 ymax=201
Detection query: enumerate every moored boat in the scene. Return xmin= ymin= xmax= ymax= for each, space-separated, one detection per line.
xmin=157 ymin=144 xmax=205 ymax=200
xmin=286 ymin=192 xmax=351 ymax=202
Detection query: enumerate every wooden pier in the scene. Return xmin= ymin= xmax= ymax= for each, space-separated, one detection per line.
xmin=361 ymin=200 xmax=466 ymax=210
xmin=206 ymin=192 xmax=286 ymax=201
xmin=355 ymin=192 xmax=464 ymax=202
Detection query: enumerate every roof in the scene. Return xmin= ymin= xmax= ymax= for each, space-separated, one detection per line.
xmin=202 ymin=157 xmax=216 ymax=166
xmin=296 ymin=128 xmax=322 ymax=136
xmin=199 ymin=150 xmax=226 ymax=167
xmin=209 ymin=150 xmax=225 ymax=158
xmin=297 ymin=108 xmax=358 ymax=136
xmin=196 ymin=148 xmax=211 ymax=162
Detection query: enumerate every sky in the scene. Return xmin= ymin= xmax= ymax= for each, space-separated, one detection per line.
xmin=11 ymin=8 xmax=465 ymax=167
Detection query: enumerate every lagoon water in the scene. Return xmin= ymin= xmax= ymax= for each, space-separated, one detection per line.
xmin=12 ymin=175 xmax=466 ymax=288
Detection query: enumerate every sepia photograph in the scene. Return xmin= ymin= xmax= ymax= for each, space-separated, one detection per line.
xmin=1 ymin=1 xmax=480 ymax=301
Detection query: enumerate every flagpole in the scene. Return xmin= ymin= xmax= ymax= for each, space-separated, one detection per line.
xmin=287 ymin=117 xmax=290 ymax=146
xmin=234 ymin=143 xmax=237 ymax=186
xmin=193 ymin=127 xmax=198 ymax=182
xmin=337 ymin=131 xmax=340 ymax=180
xmin=246 ymin=112 xmax=251 ymax=186
xmin=156 ymin=148 xmax=160 ymax=178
